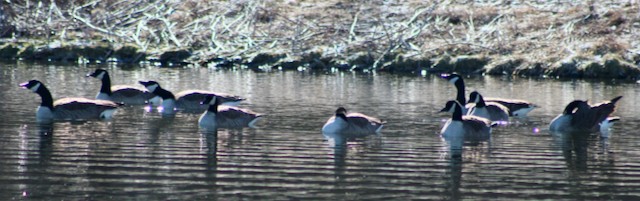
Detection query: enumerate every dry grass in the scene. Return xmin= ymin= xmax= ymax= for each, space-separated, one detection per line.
xmin=1 ymin=0 xmax=639 ymax=70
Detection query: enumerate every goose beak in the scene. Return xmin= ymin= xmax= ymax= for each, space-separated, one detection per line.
xmin=139 ymin=81 xmax=149 ymax=85
xmin=19 ymin=82 xmax=29 ymax=88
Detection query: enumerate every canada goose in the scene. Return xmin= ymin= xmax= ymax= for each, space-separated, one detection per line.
xmin=87 ymin=69 xmax=159 ymax=105
xmin=439 ymin=100 xmax=495 ymax=139
xmin=322 ymin=107 xmax=384 ymax=134
xmin=198 ymin=95 xmax=263 ymax=129
xmin=441 ymin=74 xmax=537 ymax=116
xmin=138 ymin=80 xmax=178 ymax=114
xmin=138 ymin=80 xmax=245 ymax=113
xmin=19 ymin=80 xmax=119 ymax=122
xmin=467 ymin=91 xmax=510 ymax=122
xmin=549 ymin=96 xmax=622 ymax=133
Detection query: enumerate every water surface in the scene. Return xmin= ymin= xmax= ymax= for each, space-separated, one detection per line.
xmin=1 ymin=64 xmax=639 ymax=200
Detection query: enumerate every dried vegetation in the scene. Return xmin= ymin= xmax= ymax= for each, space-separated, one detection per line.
xmin=0 ymin=0 xmax=639 ymax=78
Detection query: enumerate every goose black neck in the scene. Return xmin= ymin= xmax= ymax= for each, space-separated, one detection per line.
xmin=207 ymin=101 xmax=220 ymax=113
xmin=452 ymin=103 xmax=463 ymax=121
xmin=99 ymin=73 xmax=112 ymax=95
xmin=36 ymin=85 xmax=54 ymax=109
xmin=476 ymin=94 xmax=486 ymax=107
xmin=563 ymin=101 xmax=580 ymax=115
xmin=455 ymin=79 xmax=466 ymax=105
xmin=337 ymin=113 xmax=348 ymax=122
xmin=152 ymin=87 xmax=175 ymax=100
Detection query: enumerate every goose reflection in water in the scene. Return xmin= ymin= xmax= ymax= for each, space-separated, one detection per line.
xmin=31 ymin=123 xmax=55 ymax=166
xmin=199 ymin=129 xmax=219 ymax=178
xmin=550 ymin=130 xmax=614 ymax=174
xmin=439 ymin=130 xmax=492 ymax=201
xmin=322 ymin=132 xmax=380 ymax=178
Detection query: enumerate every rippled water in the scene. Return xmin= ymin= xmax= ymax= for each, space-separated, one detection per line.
xmin=1 ymin=64 xmax=639 ymax=200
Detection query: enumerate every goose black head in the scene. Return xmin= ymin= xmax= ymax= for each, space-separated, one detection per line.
xmin=439 ymin=100 xmax=461 ymax=113
xmin=440 ymin=100 xmax=464 ymax=121
xmin=201 ymin=94 xmax=218 ymax=105
xmin=138 ymin=80 xmax=160 ymax=92
xmin=468 ymin=91 xmax=487 ymax=107
xmin=19 ymin=80 xmax=43 ymax=92
xmin=87 ymin=69 xmax=108 ymax=79
xmin=468 ymin=91 xmax=481 ymax=104
xmin=335 ymin=107 xmax=348 ymax=120
xmin=441 ymin=73 xmax=462 ymax=85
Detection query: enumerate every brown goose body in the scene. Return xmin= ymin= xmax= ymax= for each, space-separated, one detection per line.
xmin=51 ymin=98 xmax=120 ymax=120
xmin=176 ymin=90 xmax=245 ymax=112
xmin=571 ymin=96 xmax=622 ymax=132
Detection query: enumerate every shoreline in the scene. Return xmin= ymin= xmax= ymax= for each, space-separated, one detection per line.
xmin=1 ymin=40 xmax=638 ymax=80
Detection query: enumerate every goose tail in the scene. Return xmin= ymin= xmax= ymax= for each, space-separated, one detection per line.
xmin=248 ymin=116 xmax=264 ymax=128
xmin=610 ymin=96 xmax=623 ymax=104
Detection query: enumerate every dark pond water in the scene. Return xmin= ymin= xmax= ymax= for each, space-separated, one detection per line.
xmin=1 ymin=63 xmax=639 ymax=200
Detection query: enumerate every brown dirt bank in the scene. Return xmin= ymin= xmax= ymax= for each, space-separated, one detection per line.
xmin=1 ymin=1 xmax=639 ymax=79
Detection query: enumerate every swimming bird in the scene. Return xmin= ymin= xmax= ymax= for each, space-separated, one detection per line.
xmin=322 ymin=107 xmax=384 ymax=134
xmin=467 ymin=91 xmax=510 ymax=122
xmin=441 ymin=74 xmax=537 ymax=116
xmin=138 ymin=80 xmax=178 ymax=114
xmin=87 ymin=69 xmax=159 ymax=105
xmin=549 ymin=96 xmax=622 ymax=133
xmin=439 ymin=100 xmax=495 ymax=139
xmin=138 ymin=80 xmax=245 ymax=113
xmin=198 ymin=95 xmax=263 ymax=129
xmin=19 ymin=80 xmax=119 ymax=122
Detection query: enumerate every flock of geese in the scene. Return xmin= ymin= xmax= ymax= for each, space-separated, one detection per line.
xmin=438 ymin=74 xmax=622 ymax=138
xmin=20 ymin=69 xmax=261 ymax=130
xmin=19 ymin=69 xmax=622 ymax=136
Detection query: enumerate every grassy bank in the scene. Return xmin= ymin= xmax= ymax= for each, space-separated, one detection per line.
xmin=1 ymin=1 xmax=639 ymax=79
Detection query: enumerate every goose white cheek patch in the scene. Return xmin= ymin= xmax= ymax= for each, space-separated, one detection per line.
xmin=30 ymin=83 xmax=41 ymax=93
xmin=146 ymin=84 xmax=158 ymax=92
